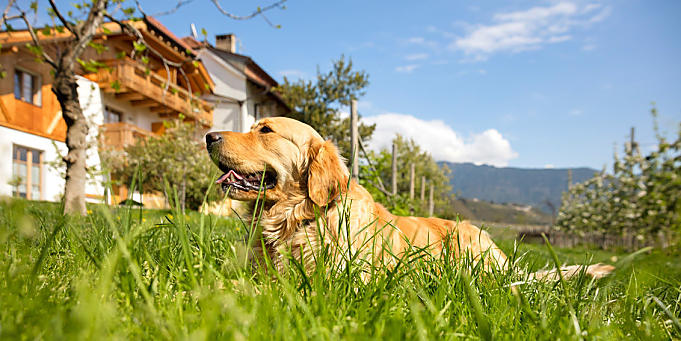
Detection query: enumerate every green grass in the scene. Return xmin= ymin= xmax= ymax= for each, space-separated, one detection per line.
xmin=1 ymin=198 xmax=680 ymax=340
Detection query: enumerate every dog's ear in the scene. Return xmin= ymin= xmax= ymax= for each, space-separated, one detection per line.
xmin=307 ymin=140 xmax=350 ymax=207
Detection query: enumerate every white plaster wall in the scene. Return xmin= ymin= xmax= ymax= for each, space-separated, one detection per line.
xmin=76 ymin=76 xmax=106 ymax=203
xmin=100 ymin=92 xmax=160 ymax=131
xmin=199 ymin=50 xmax=247 ymax=102
xmin=212 ymin=102 xmax=241 ymax=132
xmin=243 ymin=98 xmax=256 ymax=131
xmin=0 ymin=125 xmax=67 ymax=201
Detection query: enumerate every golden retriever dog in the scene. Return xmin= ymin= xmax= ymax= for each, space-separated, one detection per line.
xmin=205 ymin=117 xmax=613 ymax=279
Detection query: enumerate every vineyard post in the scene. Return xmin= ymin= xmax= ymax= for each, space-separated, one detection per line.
xmin=391 ymin=143 xmax=397 ymax=196
xmin=428 ymin=183 xmax=434 ymax=216
xmin=409 ymin=163 xmax=415 ymax=199
xmin=350 ymin=100 xmax=359 ymax=181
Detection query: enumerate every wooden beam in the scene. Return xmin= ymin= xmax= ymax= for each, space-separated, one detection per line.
xmin=115 ymin=92 xmax=145 ymax=101
xmin=130 ymin=99 xmax=158 ymax=107
xmin=151 ymin=106 xmax=176 ymax=113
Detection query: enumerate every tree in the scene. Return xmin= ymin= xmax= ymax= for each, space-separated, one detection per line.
xmin=278 ymin=55 xmax=376 ymax=160
xmin=105 ymin=119 xmax=220 ymax=211
xmin=556 ymin=108 xmax=681 ymax=247
xmin=1 ymin=0 xmax=286 ymax=215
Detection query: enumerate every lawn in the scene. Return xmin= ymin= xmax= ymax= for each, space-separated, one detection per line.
xmin=0 ymin=198 xmax=679 ymax=340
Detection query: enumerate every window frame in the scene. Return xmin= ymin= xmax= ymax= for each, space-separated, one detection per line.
xmin=13 ymin=68 xmax=42 ymax=107
xmin=12 ymin=145 xmax=44 ymax=201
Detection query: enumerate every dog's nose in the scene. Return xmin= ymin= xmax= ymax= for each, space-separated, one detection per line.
xmin=205 ymin=132 xmax=222 ymax=145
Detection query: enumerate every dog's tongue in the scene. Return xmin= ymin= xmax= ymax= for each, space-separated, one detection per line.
xmin=216 ymin=170 xmax=244 ymax=184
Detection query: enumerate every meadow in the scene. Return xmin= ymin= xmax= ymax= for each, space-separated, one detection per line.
xmin=0 ymin=198 xmax=679 ymax=340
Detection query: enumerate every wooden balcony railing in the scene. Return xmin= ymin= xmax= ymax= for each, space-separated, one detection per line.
xmin=101 ymin=122 xmax=155 ymax=149
xmin=87 ymin=58 xmax=213 ymax=126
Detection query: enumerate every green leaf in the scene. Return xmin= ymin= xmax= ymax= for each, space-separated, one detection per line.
xmin=141 ymin=56 xmax=149 ymax=65
xmin=30 ymin=1 xmax=38 ymax=13
xmin=192 ymin=60 xmax=199 ymax=68
xmin=110 ymin=80 xmax=121 ymax=92
xmin=200 ymin=28 xmax=207 ymax=37
xmin=116 ymin=51 xmax=127 ymax=60
xmin=88 ymin=41 xmax=108 ymax=54
xmin=133 ymin=41 xmax=146 ymax=52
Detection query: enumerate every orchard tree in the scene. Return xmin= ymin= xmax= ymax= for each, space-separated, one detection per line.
xmin=1 ymin=0 xmax=286 ymax=215
xmin=278 ymin=55 xmax=376 ymax=159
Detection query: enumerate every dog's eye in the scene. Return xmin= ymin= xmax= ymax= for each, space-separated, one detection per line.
xmin=260 ymin=126 xmax=274 ymax=134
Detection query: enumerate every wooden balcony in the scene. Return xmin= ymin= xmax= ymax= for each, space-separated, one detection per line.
xmin=87 ymin=58 xmax=213 ymax=126
xmin=101 ymin=122 xmax=155 ymax=149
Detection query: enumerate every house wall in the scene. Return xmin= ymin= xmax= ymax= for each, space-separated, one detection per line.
xmin=200 ymin=51 xmax=247 ymax=102
xmin=0 ymin=77 xmax=107 ymax=203
xmin=100 ymin=93 xmax=161 ymax=131
xmin=0 ymin=125 xmax=67 ymax=201
xmin=212 ymin=101 xmax=242 ymax=132
xmin=0 ymin=47 xmax=66 ymax=141
xmin=199 ymin=49 xmax=249 ymax=133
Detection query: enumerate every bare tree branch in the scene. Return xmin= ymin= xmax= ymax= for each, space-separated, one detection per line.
xmin=3 ymin=12 xmax=57 ymax=68
xmin=0 ymin=0 xmax=16 ymax=30
xmin=61 ymin=0 xmax=107 ymax=69
xmin=210 ymin=0 xmax=286 ymax=25
xmin=135 ymin=0 xmax=197 ymax=17
xmin=47 ymin=0 xmax=79 ymax=39
xmin=104 ymin=13 xmax=195 ymax=100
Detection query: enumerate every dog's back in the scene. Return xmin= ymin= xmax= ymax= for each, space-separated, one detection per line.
xmin=339 ymin=181 xmax=508 ymax=269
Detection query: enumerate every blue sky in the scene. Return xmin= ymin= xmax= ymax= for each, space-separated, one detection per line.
xmin=24 ymin=1 xmax=681 ymax=169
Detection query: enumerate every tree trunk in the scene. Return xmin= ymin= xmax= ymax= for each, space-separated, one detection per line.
xmin=54 ymin=71 xmax=89 ymax=215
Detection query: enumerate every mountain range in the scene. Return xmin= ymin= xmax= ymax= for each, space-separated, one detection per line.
xmin=439 ymin=162 xmax=598 ymax=212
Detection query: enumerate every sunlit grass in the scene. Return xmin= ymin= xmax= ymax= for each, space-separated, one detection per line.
xmin=0 ymin=197 xmax=679 ymax=339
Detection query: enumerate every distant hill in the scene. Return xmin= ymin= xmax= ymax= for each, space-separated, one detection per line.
xmin=439 ymin=162 xmax=598 ymax=211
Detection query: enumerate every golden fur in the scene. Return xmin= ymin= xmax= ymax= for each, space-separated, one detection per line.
xmin=206 ymin=117 xmax=612 ymax=278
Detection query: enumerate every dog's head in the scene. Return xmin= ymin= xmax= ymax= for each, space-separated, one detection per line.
xmin=205 ymin=117 xmax=349 ymax=206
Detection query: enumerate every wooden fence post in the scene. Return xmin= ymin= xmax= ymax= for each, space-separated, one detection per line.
xmin=391 ymin=142 xmax=397 ymax=196
xmin=409 ymin=163 xmax=415 ymax=200
xmin=350 ymin=99 xmax=359 ymax=181
xmin=428 ymin=183 xmax=434 ymax=216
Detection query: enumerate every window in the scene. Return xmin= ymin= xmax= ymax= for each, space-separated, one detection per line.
xmin=14 ymin=69 xmax=42 ymax=106
xmin=104 ymin=106 xmax=122 ymax=123
xmin=12 ymin=145 xmax=43 ymax=200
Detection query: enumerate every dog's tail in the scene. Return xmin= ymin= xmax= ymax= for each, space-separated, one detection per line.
xmin=528 ymin=263 xmax=615 ymax=281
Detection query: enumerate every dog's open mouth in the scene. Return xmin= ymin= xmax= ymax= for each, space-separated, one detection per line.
xmin=216 ymin=168 xmax=277 ymax=192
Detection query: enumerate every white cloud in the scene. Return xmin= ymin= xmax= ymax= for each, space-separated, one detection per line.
xmin=451 ymin=2 xmax=611 ymax=59
xmin=404 ymin=53 xmax=429 ymax=61
xmin=363 ymin=113 xmax=518 ymax=167
xmin=395 ymin=64 xmax=420 ymax=73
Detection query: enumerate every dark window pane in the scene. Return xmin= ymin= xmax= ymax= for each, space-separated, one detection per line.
xmin=14 ymin=71 xmax=22 ymax=100
xmin=32 ymin=150 xmax=41 ymax=164
xmin=18 ymin=147 xmax=27 ymax=161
